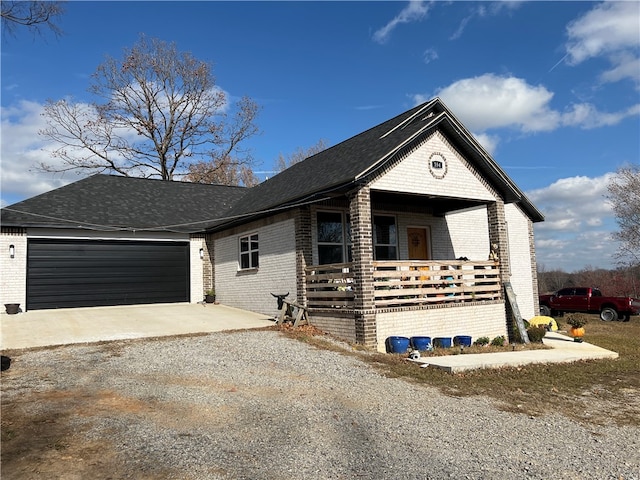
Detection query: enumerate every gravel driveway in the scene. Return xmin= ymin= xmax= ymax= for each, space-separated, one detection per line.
xmin=1 ymin=330 xmax=639 ymax=479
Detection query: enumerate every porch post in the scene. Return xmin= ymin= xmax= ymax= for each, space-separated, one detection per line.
xmin=487 ymin=199 xmax=510 ymax=278
xmin=294 ymin=206 xmax=313 ymax=305
xmin=487 ymin=199 xmax=516 ymax=337
xmin=203 ymin=233 xmax=215 ymax=294
xmin=349 ymin=185 xmax=377 ymax=347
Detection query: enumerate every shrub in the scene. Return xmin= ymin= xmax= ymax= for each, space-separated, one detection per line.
xmin=566 ymin=313 xmax=588 ymax=328
xmin=526 ymin=326 xmax=546 ymax=343
xmin=490 ymin=335 xmax=505 ymax=347
xmin=473 ymin=336 xmax=490 ymax=346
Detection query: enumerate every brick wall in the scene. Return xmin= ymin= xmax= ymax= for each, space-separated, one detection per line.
xmin=375 ymin=302 xmax=507 ymax=352
xmin=371 ymin=131 xmax=495 ymax=201
xmin=190 ymin=235 xmax=205 ymax=303
xmin=213 ymin=214 xmax=298 ymax=316
xmin=504 ymin=203 xmax=536 ymax=320
xmin=441 ymin=207 xmax=490 ymax=260
xmin=309 ymin=310 xmax=357 ymax=343
xmin=0 ymin=229 xmax=27 ymax=309
xmin=294 ymin=206 xmax=313 ymax=305
xmin=349 ymin=186 xmax=377 ymax=346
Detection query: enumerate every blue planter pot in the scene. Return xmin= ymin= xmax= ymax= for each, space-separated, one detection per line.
xmin=433 ymin=337 xmax=452 ymax=348
xmin=386 ymin=336 xmax=410 ymax=354
xmin=410 ymin=336 xmax=432 ymax=351
xmin=453 ymin=335 xmax=472 ymax=347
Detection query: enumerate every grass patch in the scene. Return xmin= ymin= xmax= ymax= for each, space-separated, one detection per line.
xmin=278 ymin=316 xmax=640 ymax=427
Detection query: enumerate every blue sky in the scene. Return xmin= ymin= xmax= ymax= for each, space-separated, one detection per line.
xmin=1 ymin=1 xmax=639 ymax=272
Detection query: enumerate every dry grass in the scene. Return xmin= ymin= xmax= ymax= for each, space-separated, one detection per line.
xmin=278 ymin=316 xmax=640 ymax=427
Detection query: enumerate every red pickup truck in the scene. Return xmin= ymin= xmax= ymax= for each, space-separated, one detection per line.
xmin=539 ymin=287 xmax=640 ymax=322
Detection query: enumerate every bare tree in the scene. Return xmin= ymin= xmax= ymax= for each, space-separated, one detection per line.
xmin=39 ymin=35 xmax=260 ymax=182
xmin=607 ymin=164 xmax=640 ymax=266
xmin=276 ymin=139 xmax=328 ymax=172
xmin=1 ymin=1 xmax=65 ymax=38
xmin=537 ymin=264 xmax=571 ymax=293
xmin=186 ymin=157 xmax=259 ymax=187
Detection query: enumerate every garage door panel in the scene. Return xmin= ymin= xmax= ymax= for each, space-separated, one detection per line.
xmin=27 ymin=239 xmax=190 ymax=310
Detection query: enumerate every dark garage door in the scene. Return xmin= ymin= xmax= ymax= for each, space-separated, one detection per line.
xmin=27 ymin=238 xmax=190 ymax=310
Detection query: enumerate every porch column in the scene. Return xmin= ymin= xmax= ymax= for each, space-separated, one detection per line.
xmin=488 ymin=199 xmax=516 ymax=337
xmin=203 ymin=233 xmax=215 ymax=295
xmin=487 ymin=199 xmax=510 ymax=280
xmin=295 ymin=206 xmax=313 ymax=305
xmin=349 ymin=185 xmax=377 ymax=347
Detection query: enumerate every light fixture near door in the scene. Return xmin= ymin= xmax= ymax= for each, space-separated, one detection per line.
xmin=428 ymin=152 xmax=448 ymax=179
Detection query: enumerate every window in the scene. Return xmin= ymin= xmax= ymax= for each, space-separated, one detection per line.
xmin=374 ymin=215 xmax=397 ymax=260
xmin=239 ymin=234 xmax=258 ymax=269
xmin=317 ymin=211 xmax=351 ymax=264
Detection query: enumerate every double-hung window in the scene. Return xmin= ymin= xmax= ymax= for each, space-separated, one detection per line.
xmin=317 ymin=211 xmax=351 ymax=264
xmin=373 ymin=215 xmax=397 ymax=260
xmin=239 ymin=234 xmax=259 ymax=269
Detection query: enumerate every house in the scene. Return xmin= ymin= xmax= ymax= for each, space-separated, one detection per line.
xmin=1 ymin=98 xmax=544 ymax=351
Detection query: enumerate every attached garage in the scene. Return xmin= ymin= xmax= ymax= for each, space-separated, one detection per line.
xmin=27 ymin=238 xmax=190 ymax=310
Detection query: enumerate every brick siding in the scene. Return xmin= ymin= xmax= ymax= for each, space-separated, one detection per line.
xmin=213 ymin=213 xmax=298 ymax=316
xmin=375 ymin=302 xmax=507 ymax=352
xmin=0 ymin=229 xmax=27 ymax=309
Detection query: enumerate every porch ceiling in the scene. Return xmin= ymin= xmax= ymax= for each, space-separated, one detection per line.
xmin=371 ymin=190 xmax=488 ymax=216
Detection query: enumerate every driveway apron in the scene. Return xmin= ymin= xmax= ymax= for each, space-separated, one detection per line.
xmin=0 ymin=303 xmax=275 ymax=350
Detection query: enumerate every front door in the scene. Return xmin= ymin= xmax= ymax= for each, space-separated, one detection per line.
xmin=407 ymin=227 xmax=430 ymax=260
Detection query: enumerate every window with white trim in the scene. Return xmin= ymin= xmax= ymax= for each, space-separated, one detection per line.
xmin=317 ymin=211 xmax=351 ymax=264
xmin=373 ymin=215 xmax=397 ymax=260
xmin=239 ymin=234 xmax=259 ymax=269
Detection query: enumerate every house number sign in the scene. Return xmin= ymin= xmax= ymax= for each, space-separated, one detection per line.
xmin=428 ymin=152 xmax=448 ymax=179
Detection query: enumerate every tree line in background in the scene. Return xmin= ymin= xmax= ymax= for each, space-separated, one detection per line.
xmin=537 ymin=264 xmax=640 ymax=298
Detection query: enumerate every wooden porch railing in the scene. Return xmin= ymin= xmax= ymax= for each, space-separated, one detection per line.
xmin=305 ymin=262 xmax=355 ymax=308
xmin=305 ymin=260 xmax=501 ymax=309
xmin=372 ymin=260 xmax=501 ymax=307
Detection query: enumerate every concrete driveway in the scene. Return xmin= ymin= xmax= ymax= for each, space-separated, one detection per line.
xmin=0 ymin=303 xmax=275 ymax=351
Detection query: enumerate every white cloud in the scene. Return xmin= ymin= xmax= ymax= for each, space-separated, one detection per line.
xmin=449 ymin=1 xmax=524 ymax=40
xmin=470 ymin=132 xmax=499 ymax=155
xmin=565 ymin=1 xmax=640 ymax=64
xmin=431 ymin=74 xmax=558 ymax=132
xmin=373 ymin=0 xmax=430 ymax=44
xmin=527 ymin=173 xmax=619 ymax=271
xmin=565 ymin=1 xmax=640 ymax=86
xmin=412 ymin=74 xmax=640 ymax=134
xmin=0 ymin=100 xmax=77 ymax=206
xmin=422 ymin=47 xmax=438 ymax=64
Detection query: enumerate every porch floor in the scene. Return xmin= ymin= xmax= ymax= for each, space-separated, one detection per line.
xmin=409 ymin=331 xmax=618 ymax=372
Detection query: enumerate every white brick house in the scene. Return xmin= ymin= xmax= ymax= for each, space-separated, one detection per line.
xmin=1 ymin=98 xmax=543 ymax=350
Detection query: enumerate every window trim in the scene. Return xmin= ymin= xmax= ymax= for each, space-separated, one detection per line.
xmin=316 ymin=210 xmax=351 ymax=265
xmin=238 ymin=233 xmax=259 ymax=270
xmin=373 ymin=214 xmax=398 ymax=260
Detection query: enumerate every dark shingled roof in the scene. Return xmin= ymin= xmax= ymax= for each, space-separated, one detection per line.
xmin=0 ymin=174 xmax=247 ymax=233
xmin=218 ymin=98 xmax=543 ymax=227
xmin=1 ymin=98 xmax=543 ymax=233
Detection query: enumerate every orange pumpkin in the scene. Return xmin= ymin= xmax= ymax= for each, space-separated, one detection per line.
xmin=570 ymin=326 xmax=585 ymax=338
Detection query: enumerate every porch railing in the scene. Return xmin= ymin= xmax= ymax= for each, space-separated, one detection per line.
xmin=305 ymin=260 xmax=501 ymax=309
xmin=373 ymin=260 xmax=501 ymax=307
xmin=305 ymin=262 xmax=355 ymax=308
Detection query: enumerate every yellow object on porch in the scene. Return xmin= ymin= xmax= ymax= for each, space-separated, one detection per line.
xmin=528 ymin=315 xmax=558 ymax=331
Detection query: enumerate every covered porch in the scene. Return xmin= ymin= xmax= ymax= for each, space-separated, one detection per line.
xmin=304 ymin=259 xmax=507 ymax=352
xmin=293 ymin=182 xmax=515 ymax=350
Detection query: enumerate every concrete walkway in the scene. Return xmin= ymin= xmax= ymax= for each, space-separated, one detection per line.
xmin=0 ymin=303 xmax=275 ymax=351
xmin=410 ymin=331 xmax=619 ymax=372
